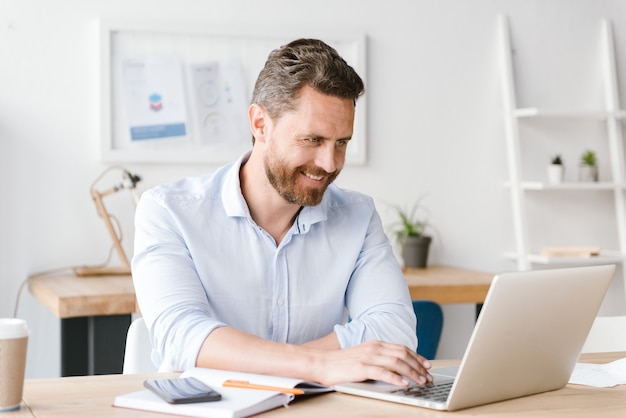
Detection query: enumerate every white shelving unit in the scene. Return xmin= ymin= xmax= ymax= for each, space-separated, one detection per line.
xmin=497 ymin=14 xmax=626 ymax=288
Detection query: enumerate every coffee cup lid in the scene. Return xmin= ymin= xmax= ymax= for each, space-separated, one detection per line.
xmin=0 ymin=318 xmax=29 ymax=339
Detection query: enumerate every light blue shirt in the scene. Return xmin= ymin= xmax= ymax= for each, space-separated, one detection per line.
xmin=133 ymin=153 xmax=417 ymax=372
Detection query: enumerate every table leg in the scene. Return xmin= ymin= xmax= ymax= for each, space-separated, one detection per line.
xmin=476 ymin=303 xmax=483 ymax=320
xmin=61 ymin=317 xmax=88 ymax=377
xmin=61 ymin=314 xmax=131 ymax=377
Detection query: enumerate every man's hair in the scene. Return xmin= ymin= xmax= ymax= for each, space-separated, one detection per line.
xmin=251 ymin=38 xmax=365 ymax=122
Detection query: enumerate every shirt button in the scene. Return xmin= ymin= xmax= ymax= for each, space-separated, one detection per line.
xmin=276 ymin=299 xmax=284 ymax=306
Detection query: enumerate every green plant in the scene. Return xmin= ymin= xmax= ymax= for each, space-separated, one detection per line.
xmin=391 ymin=200 xmax=429 ymax=240
xmin=580 ymin=150 xmax=597 ymax=167
xmin=551 ymin=155 xmax=563 ymax=165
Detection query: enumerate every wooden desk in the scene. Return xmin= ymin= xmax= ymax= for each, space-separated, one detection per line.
xmin=404 ymin=265 xmax=493 ymax=319
xmin=27 ymin=273 xmax=136 ymax=376
xmin=404 ymin=265 xmax=493 ymax=305
xmin=11 ymin=352 xmax=626 ymax=417
xmin=27 ymin=273 xmax=136 ymax=318
xmin=27 ymin=266 xmax=490 ymax=315
xmin=26 ymin=266 xmax=490 ymax=376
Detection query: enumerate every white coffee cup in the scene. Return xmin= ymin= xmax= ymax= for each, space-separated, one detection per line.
xmin=0 ymin=318 xmax=29 ymax=412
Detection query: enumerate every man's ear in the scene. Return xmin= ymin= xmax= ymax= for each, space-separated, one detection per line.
xmin=249 ymin=104 xmax=269 ymax=143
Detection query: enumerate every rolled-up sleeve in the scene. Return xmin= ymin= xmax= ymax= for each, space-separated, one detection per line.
xmin=332 ymin=208 xmax=417 ymax=351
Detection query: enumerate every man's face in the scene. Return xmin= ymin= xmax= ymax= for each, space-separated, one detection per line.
xmin=263 ymin=86 xmax=355 ymax=206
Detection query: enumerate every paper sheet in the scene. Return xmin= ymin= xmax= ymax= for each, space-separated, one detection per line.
xmin=121 ymin=56 xmax=188 ymax=141
xmin=569 ymin=357 xmax=626 ymax=388
xmin=190 ymin=60 xmax=249 ymax=146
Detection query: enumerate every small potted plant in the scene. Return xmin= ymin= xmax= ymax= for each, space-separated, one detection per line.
xmin=391 ymin=200 xmax=432 ymax=269
xmin=579 ymin=150 xmax=598 ymax=182
xmin=547 ymin=154 xmax=564 ymax=184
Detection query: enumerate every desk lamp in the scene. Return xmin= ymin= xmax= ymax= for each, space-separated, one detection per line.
xmin=73 ymin=166 xmax=142 ymax=277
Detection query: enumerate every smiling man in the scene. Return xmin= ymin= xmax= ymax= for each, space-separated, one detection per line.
xmin=133 ymin=39 xmax=432 ymax=387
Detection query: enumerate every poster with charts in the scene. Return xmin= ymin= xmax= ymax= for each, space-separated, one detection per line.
xmin=190 ymin=60 xmax=250 ymax=146
xmin=121 ymin=56 xmax=188 ymax=142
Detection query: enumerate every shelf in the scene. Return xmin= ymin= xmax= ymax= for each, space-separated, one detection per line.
xmin=513 ymin=108 xmax=626 ymax=119
xmin=517 ymin=181 xmax=617 ymax=191
xmin=499 ymin=15 xmax=626 ymax=281
xmin=615 ymin=110 xmax=626 ymax=119
xmin=513 ymin=108 xmax=611 ymax=119
xmin=504 ymin=250 xmax=625 ymax=266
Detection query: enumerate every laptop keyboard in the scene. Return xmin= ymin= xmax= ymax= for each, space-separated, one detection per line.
xmin=391 ymin=381 xmax=453 ymax=402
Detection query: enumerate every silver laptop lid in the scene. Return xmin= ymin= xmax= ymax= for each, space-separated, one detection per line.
xmin=447 ymin=264 xmax=615 ymax=410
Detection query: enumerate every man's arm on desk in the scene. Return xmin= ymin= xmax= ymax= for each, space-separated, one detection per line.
xmin=196 ymin=327 xmax=433 ymax=387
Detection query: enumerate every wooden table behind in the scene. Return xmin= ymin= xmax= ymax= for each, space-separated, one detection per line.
xmin=27 ymin=274 xmax=136 ymax=318
xmin=404 ymin=265 xmax=493 ymax=304
xmin=26 ymin=266 xmax=492 ymax=319
xmin=25 ymin=266 xmax=491 ymax=375
xmin=28 ymin=266 xmax=491 ymax=318
xmin=27 ymin=273 xmax=136 ymax=376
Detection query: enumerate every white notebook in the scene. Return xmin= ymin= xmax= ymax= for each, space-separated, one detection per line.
xmin=113 ymin=367 xmax=332 ymax=418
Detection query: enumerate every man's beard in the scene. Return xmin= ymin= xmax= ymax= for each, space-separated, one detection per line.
xmin=264 ymin=154 xmax=340 ymax=206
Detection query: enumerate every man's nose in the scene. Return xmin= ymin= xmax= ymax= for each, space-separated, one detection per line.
xmin=314 ymin=142 xmax=338 ymax=174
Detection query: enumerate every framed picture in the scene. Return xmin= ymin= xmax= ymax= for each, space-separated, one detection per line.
xmin=100 ymin=19 xmax=368 ymax=165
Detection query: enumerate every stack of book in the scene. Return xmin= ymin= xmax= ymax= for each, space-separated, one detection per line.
xmin=540 ymin=246 xmax=601 ymax=258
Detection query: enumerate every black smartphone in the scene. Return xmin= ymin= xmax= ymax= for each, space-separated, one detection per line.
xmin=144 ymin=377 xmax=222 ymax=404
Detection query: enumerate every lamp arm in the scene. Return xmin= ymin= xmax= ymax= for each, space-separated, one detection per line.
xmin=90 ymin=189 xmax=130 ymax=269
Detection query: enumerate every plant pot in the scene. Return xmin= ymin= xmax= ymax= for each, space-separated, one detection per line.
xmin=579 ymin=165 xmax=598 ymax=182
xmin=547 ymin=164 xmax=564 ymax=184
xmin=402 ymin=235 xmax=432 ymax=269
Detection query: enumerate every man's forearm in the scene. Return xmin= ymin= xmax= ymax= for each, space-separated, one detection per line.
xmin=195 ymin=327 xmax=323 ymax=382
xmin=300 ymin=332 xmax=341 ymax=350
xmin=195 ymin=326 xmax=432 ymax=386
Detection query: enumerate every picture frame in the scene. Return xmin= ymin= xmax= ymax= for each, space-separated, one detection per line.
xmin=99 ymin=19 xmax=368 ymax=165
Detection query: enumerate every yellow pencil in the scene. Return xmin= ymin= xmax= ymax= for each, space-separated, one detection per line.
xmin=223 ymin=380 xmax=304 ymax=395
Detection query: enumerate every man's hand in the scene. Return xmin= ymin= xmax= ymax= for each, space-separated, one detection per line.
xmin=311 ymin=340 xmax=433 ymax=386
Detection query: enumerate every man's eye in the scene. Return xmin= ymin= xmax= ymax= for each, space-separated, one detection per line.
xmin=336 ymin=140 xmax=348 ymax=147
xmin=306 ymin=137 xmax=320 ymax=143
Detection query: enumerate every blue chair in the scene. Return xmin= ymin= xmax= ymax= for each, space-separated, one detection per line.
xmin=412 ymin=300 xmax=444 ymax=360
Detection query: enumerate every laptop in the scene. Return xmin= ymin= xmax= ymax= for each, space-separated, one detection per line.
xmin=334 ymin=264 xmax=615 ymax=411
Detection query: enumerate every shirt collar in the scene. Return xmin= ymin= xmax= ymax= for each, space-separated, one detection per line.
xmin=221 ymin=151 xmax=252 ymax=218
xmin=295 ymin=201 xmax=327 ymax=234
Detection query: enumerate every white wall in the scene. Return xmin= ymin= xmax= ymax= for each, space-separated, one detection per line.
xmin=2 ymin=0 xmax=626 ymax=378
